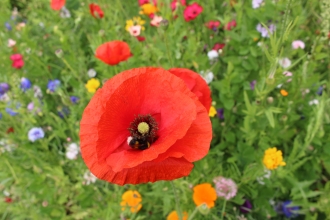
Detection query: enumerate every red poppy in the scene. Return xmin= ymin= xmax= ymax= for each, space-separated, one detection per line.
xmin=171 ymin=0 xmax=186 ymax=11
xmin=89 ymin=3 xmax=104 ymax=19
xmin=212 ymin=43 xmax=225 ymax=51
xmin=51 ymin=0 xmax=65 ymax=10
xmin=95 ymin=41 xmax=131 ymax=66
xmin=205 ymin=21 xmax=220 ymax=30
xmin=80 ymin=67 xmax=212 ymax=185
xmin=183 ymin=2 xmax=203 ymax=22
xmin=225 ymin=20 xmax=237 ymax=31
xmin=136 ymin=36 xmax=146 ymax=42
xmin=168 ymin=68 xmax=211 ymax=111
xmin=10 ymin=54 xmax=24 ymax=69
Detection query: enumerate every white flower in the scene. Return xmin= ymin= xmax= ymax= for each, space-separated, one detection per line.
xmin=7 ymin=39 xmax=16 ymax=47
xmin=66 ymin=143 xmax=79 ymax=160
xmin=252 ymin=0 xmax=263 ymax=8
xmin=0 ymin=94 xmax=10 ymax=102
xmin=256 ymin=169 xmax=271 ymax=185
xmin=292 ymin=40 xmax=305 ymax=49
xmin=60 ymin=7 xmax=71 ymax=18
xmin=207 ymin=50 xmax=218 ymax=60
xmin=33 ymin=85 xmax=43 ymax=98
xmin=83 ymin=171 xmax=97 ymax=185
xmin=200 ymin=71 xmax=214 ymax=84
xmin=87 ymin=68 xmax=97 ymax=78
xmin=309 ymin=99 xmax=319 ymax=105
xmin=278 ymin=58 xmax=291 ymax=69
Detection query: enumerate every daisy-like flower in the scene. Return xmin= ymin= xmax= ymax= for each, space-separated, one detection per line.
xmin=213 ymin=176 xmax=237 ymax=200
xmin=167 ymin=211 xmax=188 ymax=220
xmin=66 ymin=143 xmax=79 ymax=160
xmin=292 ymin=40 xmax=305 ymax=49
xmin=193 ymin=183 xmax=217 ymax=208
xmin=252 ymin=0 xmax=263 ymax=8
xmin=83 ymin=171 xmax=97 ymax=185
xmin=120 ymin=190 xmax=142 ymax=213
xmin=126 ymin=17 xmax=145 ymax=35
xmin=85 ymin=78 xmax=100 ymax=93
xmin=28 ymin=127 xmax=45 ymax=142
xmin=263 ymin=147 xmax=286 ymax=170
xmin=278 ymin=58 xmax=291 ymax=69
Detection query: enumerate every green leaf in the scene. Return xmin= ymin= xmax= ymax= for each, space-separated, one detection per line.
xmin=265 ymin=109 xmax=275 ymax=128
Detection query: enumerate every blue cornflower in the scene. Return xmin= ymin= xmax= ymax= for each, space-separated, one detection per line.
xmin=0 ymin=83 xmax=10 ymax=95
xmin=47 ymin=80 xmax=60 ymax=93
xmin=28 ymin=127 xmax=45 ymax=142
xmin=317 ymin=86 xmax=323 ymax=96
xmin=5 ymin=22 xmax=12 ymax=31
xmin=70 ymin=96 xmax=79 ymax=104
xmin=282 ymin=201 xmax=299 ymax=218
xmin=5 ymin=108 xmax=18 ymax=116
xmin=20 ymin=77 xmax=32 ymax=92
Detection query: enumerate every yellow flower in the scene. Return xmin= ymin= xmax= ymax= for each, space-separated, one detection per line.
xmin=263 ymin=147 xmax=286 ymax=170
xmin=125 ymin=17 xmax=145 ymax=32
xmin=209 ymin=106 xmax=217 ymax=117
xmin=120 ymin=190 xmax=142 ymax=213
xmin=167 ymin=211 xmax=188 ymax=220
xmin=85 ymin=78 xmax=100 ymax=93
xmin=280 ymin=89 xmax=288 ymax=96
xmin=140 ymin=3 xmax=158 ymax=16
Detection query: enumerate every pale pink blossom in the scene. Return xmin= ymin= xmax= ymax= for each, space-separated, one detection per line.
xmin=7 ymin=39 xmax=16 ymax=47
xmin=283 ymin=71 xmax=293 ymax=82
xmin=213 ymin=176 xmax=237 ymax=200
xmin=150 ymin=15 xmax=163 ymax=27
xmin=292 ymin=40 xmax=305 ymax=49
xmin=128 ymin=25 xmax=142 ymax=37
xmin=278 ymin=58 xmax=291 ymax=69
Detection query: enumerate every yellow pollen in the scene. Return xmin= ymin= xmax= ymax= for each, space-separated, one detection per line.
xmin=138 ymin=122 xmax=149 ymax=134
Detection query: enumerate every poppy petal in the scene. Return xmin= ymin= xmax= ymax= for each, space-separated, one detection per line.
xmin=51 ymin=0 xmax=66 ymax=10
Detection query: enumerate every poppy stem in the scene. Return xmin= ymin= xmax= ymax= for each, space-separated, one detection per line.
xmin=170 ymin=181 xmax=183 ymax=220
xmin=164 ymin=31 xmax=174 ymax=67
xmin=220 ymin=200 xmax=227 ymax=220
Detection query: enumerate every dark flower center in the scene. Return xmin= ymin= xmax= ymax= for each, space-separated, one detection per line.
xmin=128 ymin=114 xmax=158 ymax=150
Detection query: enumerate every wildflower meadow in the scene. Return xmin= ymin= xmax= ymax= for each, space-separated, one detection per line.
xmin=1 ymin=0 xmax=330 ymax=219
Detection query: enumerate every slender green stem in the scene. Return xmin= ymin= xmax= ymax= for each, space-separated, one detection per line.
xmin=187 ymin=206 xmax=199 ymax=220
xmin=220 ymin=200 xmax=227 ymax=220
xmin=61 ymin=58 xmax=80 ymax=81
xmin=164 ymin=30 xmax=174 ymax=67
xmin=171 ymin=181 xmax=183 ymax=220
xmin=4 ymin=158 xmax=18 ymax=183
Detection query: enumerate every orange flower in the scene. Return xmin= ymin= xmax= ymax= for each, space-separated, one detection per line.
xmin=193 ymin=183 xmax=217 ymax=208
xmin=280 ymin=89 xmax=288 ymax=96
xmin=140 ymin=3 xmax=158 ymax=16
xmin=120 ymin=190 xmax=142 ymax=213
xmin=51 ymin=0 xmax=65 ymax=10
xmin=167 ymin=211 xmax=188 ymax=220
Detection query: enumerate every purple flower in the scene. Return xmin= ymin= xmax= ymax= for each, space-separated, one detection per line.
xmin=57 ymin=106 xmax=70 ymax=118
xmin=317 ymin=86 xmax=323 ymax=96
xmin=240 ymin=199 xmax=252 ymax=213
xmin=0 ymin=83 xmax=10 ymax=95
xmin=256 ymin=23 xmax=276 ymax=38
xmin=47 ymin=80 xmax=60 ymax=93
xmin=5 ymin=22 xmax=12 ymax=31
xmin=28 ymin=127 xmax=45 ymax=142
xmin=6 ymin=107 xmax=18 ymax=116
xmin=282 ymin=201 xmax=299 ymax=218
xmin=70 ymin=96 xmax=79 ymax=104
xmin=20 ymin=77 xmax=32 ymax=92
xmin=213 ymin=176 xmax=237 ymax=200
xmin=0 ymin=112 xmax=2 ymax=119
xmin=217 ymin=108 xmax=224 ymax=120
xmin=252 ymin=0 xmax=263 ymax=8
xmin=250 ymin=80 xmax=257 ymax=90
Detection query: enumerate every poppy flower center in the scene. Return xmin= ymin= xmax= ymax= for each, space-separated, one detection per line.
xmin=128 ymin=114 xmax=158 ymax=150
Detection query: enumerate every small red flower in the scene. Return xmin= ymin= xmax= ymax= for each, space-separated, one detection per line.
xmin=51 ymin=0 xmax=66 ymax=10
xmin=10 ymin=54 xmax=24 ymax=69
xmin=89 ymin=3 xmax=104 ymax=19
xmin=6 ymin=127 xmax=14 ymax=134
xmin=5 ymin=197 xmax=13 ymax=203
xmin=225 ymin=20 xmax=237 ymax=31
xmin=184 ymin=3 xmax=203 ymax=22
xmin=168 ymin=68 xmax=211 ymax=111
xmin=171 ymin=0 xmax=187 ymax=11
xmin=205 ymin=21 xmax=220 ymax=30
xmin=95 ymin=41 xmax=131 ymax=66
xmin=212 ymin=43 xmax=225 ymax=51
xmin=136 ymin=36 xmax=146 ymax=42
xmin=138 ymin=0 xmax=157 ymax=6
xmin=80 ymin=67 xmax=212 ymax=185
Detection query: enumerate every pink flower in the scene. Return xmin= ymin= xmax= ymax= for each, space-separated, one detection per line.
xmin=8 ymin=39 xmax=16 ymax=47
xmin=292 ymin=40 xmax=305 ymax=49
xmin=283 ymin=71 xmax=293 ymax=82
xmin=10 ymin=54 xmax=24 ymax=69
xmin=213 ymin=176 xmax=237 ymax=200
xmin=150 ymin=15 xmax=163 ymax=27
xmin=183 ymin=2 xmax=203 ymax=22
xmin=225 ymin=20 xmax=237 ymax=30
xmin=205 ymin=20 xmax=220 ymax=30
xmin=128 ymin=25 xmax=142 ymax=37
xmin=138 ymin=0 xmax=157 ymax=6
xmin=212 ymin=43 xmax=225 ymax=51
xmin=171 ymin=0 xmax=186 ymax=11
